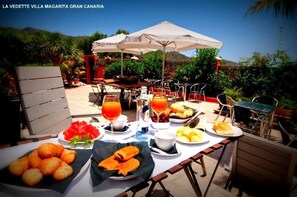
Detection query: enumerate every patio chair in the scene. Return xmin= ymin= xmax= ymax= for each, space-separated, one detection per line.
xmin=278 ymin=118 xmax=297 ymax=147
xmin=188 ymin=83 xmax=206 ymax=102
xmin=170 ymin=82 xmax=184 ymax=102
xmin=215 ymin=93 xmax=236 ymax=122
xmin=224 ymin=132 xmax=297 ymax=197
xmin=15 ymin=66 xmax=100 ymax=138
xmin=233 ymin=105 xmax=262 ymax=134
xmin=252 ymin=95 xmax=278 ymax=137
xmin=91 ymin=84 xmax=107 ymax=106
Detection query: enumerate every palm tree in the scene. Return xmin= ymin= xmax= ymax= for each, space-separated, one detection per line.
xmin=29 ymin=31 xmax=81 ymax=67
xmin=246 ymin=0 xmax=297 ymax=18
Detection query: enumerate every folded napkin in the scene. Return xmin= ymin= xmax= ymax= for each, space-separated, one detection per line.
xmin=0 ymin=149 xmax=92 ymax=194
xmin=149 ymin=139 xmax=178 ymax=154
xmin=90 ymin=140 xmax=155 ymax=186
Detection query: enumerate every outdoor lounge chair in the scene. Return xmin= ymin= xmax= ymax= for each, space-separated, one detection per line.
xmin=15 ymin=66 xmax=100 ymax=138
xmin=225 ymin=132 xmax=297 ymax=197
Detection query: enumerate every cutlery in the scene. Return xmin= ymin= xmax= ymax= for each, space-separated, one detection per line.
xmin=150 ymin=146 xmax=169 ymax=155
xmin=184 ymin=110 xmax=204 ymax=128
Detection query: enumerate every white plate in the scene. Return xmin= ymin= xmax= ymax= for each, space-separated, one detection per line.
xmin=58 ymin=129 xmax=104 ymax=144
xmin=103 ymin=124 xmax=132 ymax=134
xmin=205 ymin=123 xmax=243 ymax=137
xmin=176 ymin=134 xmax=209 ymax=145
xmin=169 ymin=117 xmax=191 ymax=123
xmin=149 ymin=119 xmax=170 ymax=130
xmin=108 ymin=174 xmax=138 ymax=181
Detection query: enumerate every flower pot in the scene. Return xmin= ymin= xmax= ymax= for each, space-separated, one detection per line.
xmin=275 ymin=108 xmax=293 ymax=119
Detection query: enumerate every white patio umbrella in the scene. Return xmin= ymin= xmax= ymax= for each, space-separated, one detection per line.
xmin=121 ymin=21 xmax=223 ymax=84
xmin=92 ymin=33 xmax=153 ymax=77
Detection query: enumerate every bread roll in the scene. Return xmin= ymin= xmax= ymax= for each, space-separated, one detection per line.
xmin=114 ymin=146 xmax=139 ymax=161
xmin=60 ymin=149 xmax=76 ymax=164
xmin=55 ymin=144 xmax=65 ymax=157
xmin=22 ymin=168 xmax=43 ymax=186
xmin=28 ymin=150 xmax=42 ymax=168
xmin=170 ymin=103 xmax=185 ymax=113
xmin=53 ymin=161 xmax=73 ymax=181
xmin=38 ymin=143 xmax=58 ymax=158
xmin=39 ymin=157 xmax=62 ymax=176
xmin=8 ymin=156 xmax=29 ymax=176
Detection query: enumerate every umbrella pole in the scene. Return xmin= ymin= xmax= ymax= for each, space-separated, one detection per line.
xmin=162 ymin=45 xmax=165 ymax=88
xmin=121 ymin=50 xmax=124 ymax=77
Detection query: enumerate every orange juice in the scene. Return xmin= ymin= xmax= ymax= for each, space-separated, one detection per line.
xmin=102 ymin=101 xmax=122 ymax=121
xmin=151 ymin=97 xmax=168 ymax=114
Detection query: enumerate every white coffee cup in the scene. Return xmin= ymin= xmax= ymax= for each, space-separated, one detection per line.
xmin=113 ymin=114 xmax=128 ymax=130
xmin=154 ymin=131 xmax=176 ymax=151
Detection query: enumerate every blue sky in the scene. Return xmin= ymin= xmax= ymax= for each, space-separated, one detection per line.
xmin=1 ymin=0 xmax=296 ymax=62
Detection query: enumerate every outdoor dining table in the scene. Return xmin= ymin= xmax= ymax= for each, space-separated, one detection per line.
xmin=234 ymin=101 xmax=275 ymax=137
xmin=0 ymin=121 xmax=240 ymax=197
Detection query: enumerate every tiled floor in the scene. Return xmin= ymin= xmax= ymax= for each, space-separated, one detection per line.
xmin=21 ymin=84 xmax=283 ymax=197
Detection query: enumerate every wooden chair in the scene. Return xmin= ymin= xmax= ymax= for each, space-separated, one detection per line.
xmin=225 ymin=132 xmax=297 ymax=197
xmin=15 ymin=66 xmax=100 ymax=138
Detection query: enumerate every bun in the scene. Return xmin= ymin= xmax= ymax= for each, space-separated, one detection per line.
xmin=170 ymin=103 xmax=184 ymax=113
xmin=39 ymin=157 xmax=62 ymax=176
xmin=9 ymin=156 xmax=29 ymax=176
xmin=60 ymin=149 xmax=76 ymax=164
xmin=38 ymin=143 xmax=58 ymax=158
xmin=53 ymin=161 xmax=73 ymax=181
xmin=55 ymin=144 xmax=65 ymax=157
xmin=28 ymin=150 xmax=42 ymax=168
xmin=22 ymin=168 xmax=43 ymax=186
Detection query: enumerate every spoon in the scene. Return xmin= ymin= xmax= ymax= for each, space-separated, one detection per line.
xmin=188 ymin=117 xmax=200 ymax=128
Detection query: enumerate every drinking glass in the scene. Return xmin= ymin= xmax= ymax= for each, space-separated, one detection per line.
xmin=151 ymin=91 xmax=168 ymax=132
xmin=102 ymin=95 xmax=122 ymax=142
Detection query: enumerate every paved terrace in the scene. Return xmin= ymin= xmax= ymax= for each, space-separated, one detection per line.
xmin=21 ymin=84 xmax=283 ymax=197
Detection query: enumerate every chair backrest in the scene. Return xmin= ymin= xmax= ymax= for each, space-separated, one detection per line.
xmin=229 ymin=132 xmax=297 ymax=196
xmin=252 ymin=95 xmax=278 ymax=108
xmin=15 ymin=66 xmax=72 ymax=135
xmin=217 ymin=94 xmax=235 ymax=107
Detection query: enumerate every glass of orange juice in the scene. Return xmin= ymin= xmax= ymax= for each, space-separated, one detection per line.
xmin=151 ymin=91 xmax=168 ymax=132
xmin=102 ymin=95 xmax=122 ymax=142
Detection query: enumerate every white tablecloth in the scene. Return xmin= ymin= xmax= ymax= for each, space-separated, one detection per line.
xmin=0 ymin=122 xmax=227 ymax=197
